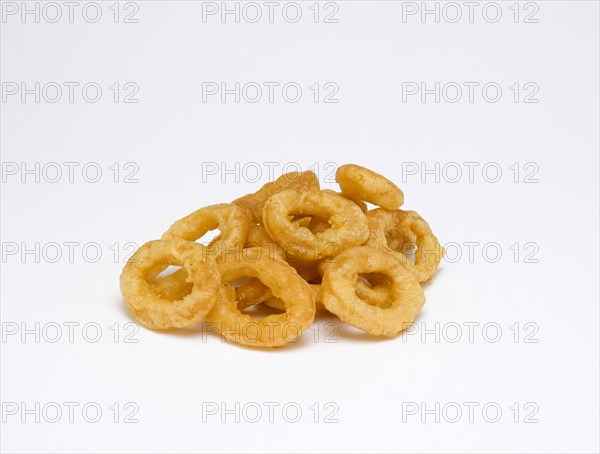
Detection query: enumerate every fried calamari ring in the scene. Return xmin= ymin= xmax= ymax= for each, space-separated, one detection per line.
xmin=336 ymin=164 xmax=404 ymax=210
xmin=393 ymin=210 xmax=445 ymax=284
xmin=365 ymin=208 xmax=415 ymax=273
xmin=321 ymin=246 xmax=425 ymax=336
xmin=233 ymin=171 xmax=320 ymax=224
xmin=120 ymin=239 xmax=220 ymax=329
xmin=319 ymin=261 xmax=392 ymax=308
xmin=205 ymin=249 xmax=315 ymax=347
xmin=263 ymin=189 xmax=369 ymax=261
xmin=152 ymin=204 xmax=249 ymax=298
xmin=162 ymin=203 xmax=248 ymax=254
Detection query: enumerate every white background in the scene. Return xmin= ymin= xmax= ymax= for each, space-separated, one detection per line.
xmin=1 ymin=1 xmax=599 ymax=453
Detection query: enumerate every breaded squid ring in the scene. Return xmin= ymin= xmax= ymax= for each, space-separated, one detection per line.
xmin=393 ymin=210 xmax=445 ymax=284
xmin=162 ymin=203 xmax=249 ymax=255
xmin=263 ymin=189 xmax=369 ymax=261
xmin=151 ymin=204 xmax=249 ymax=299
xmin=319 ymin=260 xmax=392 ymax=308
xmin=366 ymin=209 xmax=443 ymax=283
xmin=336 ymin=164 xmax=404 ymax=210
xmin=205 ymin=249 xmax=315 ymax=347
xmin=365 ymin=209 xmax=415 ymax=274
xmin=120 ymin=239 xmax=220 ymax=329
xmin=233 ymin=171 xmax=320 ymax=224
xmin=321 ymin=246 xmax=425 ymax=336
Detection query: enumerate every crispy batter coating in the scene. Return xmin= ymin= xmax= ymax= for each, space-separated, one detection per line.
xmin=120 ymin=240 xmax=220 ymax=329
xmin=336 ymin=164 xmax=404 ymax=210
xmin=392 ymin=210 xmax=445 ymax=284
xmin=321 ymin=189 xmax=368 ymax=213
xmin=205 ymin=249 xmax=315 ymax=347
xmin=321 ymin=246 xmax=425 ymax=336
xmin=265 ymin=283 xmax=329 ymax=314
xmin=245 ymin=223 xmax=285 ymax=260
xmin=355 ymin=273 xmax=394 ymax=308
xmin=151 ymin=203 xmax=249 ymax=299
xmin=365 ymin=208 xmax=415 ymax=273
xmin=162 ymin=203 xmax=249 ymax=253
xmin=263 ymin=189 xmax=369 ymax=261
xmin=233 ymin=171 xmax=320 ymax=224
xmin=366 ymin=208 xmax=443 ymax=283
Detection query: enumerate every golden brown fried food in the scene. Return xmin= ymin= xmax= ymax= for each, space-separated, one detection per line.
xmin=120 ymin=239 xmax=220 ymax=329
xmin=336 ymin=164 xmax=404 ymax=210
xmin=263 ymin=189 xmax=369 ymax=261
xmin=233 ymin=171 xmax=320 ymax=224
xmin=120 ymin=163 xmax=443 ymax=348
xmin=205 ymin=249 xmax=315 ymax=347
xmin=321 ymin=246 xmax=425 ymax=336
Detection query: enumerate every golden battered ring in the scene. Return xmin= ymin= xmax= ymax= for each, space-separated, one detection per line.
xmin=263 ymin=189 xmax=369 ymax=261
xmin=336 ymin=164 xmax=404 ymax=210
xmin=321 ymin=246 xmax=425 ymax=336
xmin=120 ymin=239 xmax=220 ymax=329
xmin=205 ymin=249 xmax=315 ymax=347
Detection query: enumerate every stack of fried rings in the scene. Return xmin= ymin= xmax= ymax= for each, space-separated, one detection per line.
xmin=120 ymin=164 xmax=445 ymax=347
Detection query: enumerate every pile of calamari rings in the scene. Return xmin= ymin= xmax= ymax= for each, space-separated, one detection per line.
xmin=120 ymin=164 xmax=444 ymax=347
